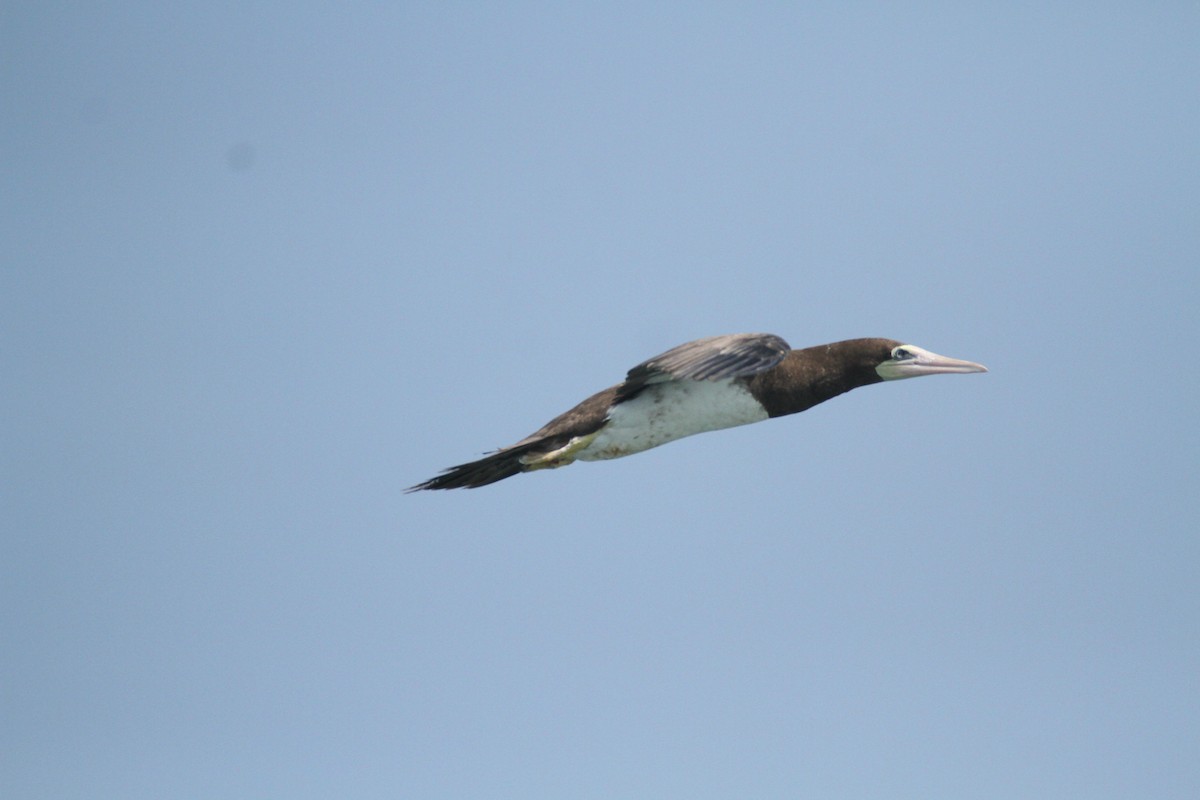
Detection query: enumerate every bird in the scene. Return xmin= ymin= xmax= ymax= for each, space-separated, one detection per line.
xmin=408 ymin=334 xmax=987 ymax=491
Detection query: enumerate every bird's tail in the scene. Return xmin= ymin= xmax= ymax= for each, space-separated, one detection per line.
xmin=406 ymin=444 xmax=538 ymax=491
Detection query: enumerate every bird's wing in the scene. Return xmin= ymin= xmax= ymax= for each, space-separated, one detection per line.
xmin=616 ymin=333 xmax=790 ymax=401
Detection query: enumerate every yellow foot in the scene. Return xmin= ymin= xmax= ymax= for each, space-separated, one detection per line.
xmin=519 ymin=432 xmax=598 ymax=471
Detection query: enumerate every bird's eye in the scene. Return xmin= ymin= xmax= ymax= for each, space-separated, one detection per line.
xmin=893 ymin=347 xmax=913 ymax=360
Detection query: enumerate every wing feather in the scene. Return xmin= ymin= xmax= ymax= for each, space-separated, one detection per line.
xmin=617 ymin=333 xmax=790 ymax=401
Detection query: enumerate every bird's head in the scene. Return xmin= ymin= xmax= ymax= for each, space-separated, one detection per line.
xmin=874 ymin=342 xmax=988 ymax=381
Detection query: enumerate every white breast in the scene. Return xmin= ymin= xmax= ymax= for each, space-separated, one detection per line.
xmin=574 ymin=379 xmax=768 ymax=461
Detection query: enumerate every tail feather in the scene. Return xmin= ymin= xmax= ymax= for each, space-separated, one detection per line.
xmin=410 ymin=388 xmax=615 ymax=491
xmin=407 ymin=444 xmax=536 ymax=491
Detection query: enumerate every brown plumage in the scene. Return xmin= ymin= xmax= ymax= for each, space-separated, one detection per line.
xmin=409 ymin=334 xmax=986 ymax=491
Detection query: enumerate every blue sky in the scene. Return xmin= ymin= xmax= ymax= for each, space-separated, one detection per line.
xmin=3 ymin=3 xmax=1198 ymax=798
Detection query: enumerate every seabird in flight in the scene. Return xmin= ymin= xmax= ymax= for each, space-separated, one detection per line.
xmin=409 ymin=334 xmax=987 ymax=491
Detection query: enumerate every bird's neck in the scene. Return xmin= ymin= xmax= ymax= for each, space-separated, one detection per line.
xmin=748 ymin=346 xmax=883 ymax=418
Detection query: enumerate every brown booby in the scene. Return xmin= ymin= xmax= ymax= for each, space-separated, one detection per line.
xmin=409 ymin=334 xmax=987 ymax=491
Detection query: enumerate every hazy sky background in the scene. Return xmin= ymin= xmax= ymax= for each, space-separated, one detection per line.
xmin=4 ymin=3 xmax=1198 ymax=798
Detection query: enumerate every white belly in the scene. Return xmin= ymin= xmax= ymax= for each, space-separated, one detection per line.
xmin=575 ymin=379 xmax=768 ymax=461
